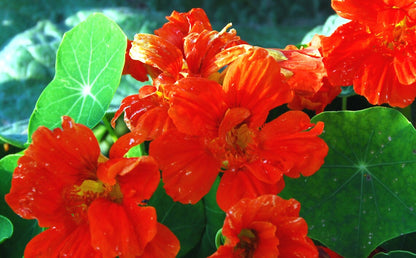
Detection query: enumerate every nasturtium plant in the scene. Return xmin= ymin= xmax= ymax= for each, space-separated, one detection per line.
xmin=281 ymin=107 xmax=416 ymax=257
xmin=28 ymin=13 xmax=126 ymax=141
xmin=3 ymin=1 xmax=416 ymax=257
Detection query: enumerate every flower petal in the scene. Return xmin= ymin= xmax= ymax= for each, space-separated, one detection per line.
xmin=96 ymin=156 xmax=159 ymax=202
xmin=184 ymin=27 xmax=244 ymax=77
xmin=215 ymin=195 xmax=318 ymax=257
xmin=150 ymin=130 xmax=221 ymax=204
xmin=354 ymin=52 xmax=416 ymax=107
xmin=24 ymin=225 xmax=100 ymax=258
xmin=130 ymin=34 xmax=183 ymax=79
xmin=111 ymin=89 xmax=173 ymax=142
xmin=331 ymin=0 xmax=381 ymax=25
xmin=279 ymin=45 xmax=327 ymax=96
xmin=216 ymin=170 xmax=284 ymax=211
xmin=223 ymin=48 xmax=292 ymax=127
xmin=169 ymin=77 xmax=228 ymax=137
xmin=394 ymin=46 xmax=416 ymax=85
xmin=5 ymin=116 xmax=100 ymax=227
xmin=155 ymin=8 xmax=212 ymax=50
xmin=109 ymin=131 xmax=147 ymax=159
xmin=321 ymin=21 xmax=373 ymax=87
xmin=141 ymin=223 xmax=180 ymax=258
xmin=259 ymin=111 xmax=328 ymax=178
xmin=122 ymin=39 xmax=149 ymax=82
xmin=88 ymin=199 xmax=157 ymax=257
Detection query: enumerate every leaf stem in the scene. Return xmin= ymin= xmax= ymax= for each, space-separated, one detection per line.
xmin=342 ymin=96 xmax=348 ymax=111
xmin=102 ymin=116 xmax=118 ymax=143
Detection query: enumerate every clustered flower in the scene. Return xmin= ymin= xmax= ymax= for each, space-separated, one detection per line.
xmin=6 ymin=0 xmax=415 ymax=257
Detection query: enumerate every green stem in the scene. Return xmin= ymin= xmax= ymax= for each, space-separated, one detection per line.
xmin=102 ymin=116 xmax=118 ymax=143
xmin=342 ymin=96 xmax=348 ymax=111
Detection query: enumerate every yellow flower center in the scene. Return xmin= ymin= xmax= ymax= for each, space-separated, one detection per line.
xmin=67 ymin=178 xmax=123 ymax=224
xmin=220 ymin=123 xmax=256 ymax=171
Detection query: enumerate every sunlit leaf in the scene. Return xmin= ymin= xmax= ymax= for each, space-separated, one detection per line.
xmin=125 ymin=143 xmax=146 ymax=158
xmin=28 ymin=13 xmax=126 ymax=141
xmin=280 ymin=107 xmax=416 ymax=257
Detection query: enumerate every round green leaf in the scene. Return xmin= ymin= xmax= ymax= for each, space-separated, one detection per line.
xmin=28 ymin=13 xmax=126 ymax=141
xmin=280 ymin=107 xmax=416 ymax=257
xmin=0 ymin=215 xmax=13 ymax=243
xmin=187 ymin=176 xmax=226 ymax=257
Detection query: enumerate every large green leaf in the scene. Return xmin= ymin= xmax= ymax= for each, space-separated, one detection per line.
xmin=0 ymin=154 xmax=41 ymax=258
xmin=280 ymin=107 xmax=416 ymax=258
xmin=186 ymin=177 xmax=225 ymax=257
xmin=28 ymin=13 xmax=126 ymax=140
xmin=149 ymin=181 xmax=205 ymax=257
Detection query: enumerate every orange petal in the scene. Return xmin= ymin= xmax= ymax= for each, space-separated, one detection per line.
xmin=321 ymin=21 xmax=373 ymax=87
xmin=141 ymin=223 xmax=180 ymax=258
xmin=223 ymin=48 xmax=292 ymax=127
xmin=5 ymin=116 xmax=100 ymax=227
xmin=216 ymin=170 xmax=284 ymax=211
xmin=354 ymin=51 xmax=416 ymax=107
xmin=150 ymin=130 xmax=221 ymax=204
xmin=24 ymin=225 xmax=100 ymax=258
xmin=88 ymin=199 xmax=157 ymax=257
xmin=155 ymin=8 xmax=212 ymax=50
xmin=169 ymin=77 xmax=228 ymax=137
xmin=122 ymin=39 xmax=149 ymax=82
xmin=279 ymin=45 xmax=326 ymax=96
xmin=394 ymin=46 xmax=416 ymax=85
xmin=130 ymin=34 xmax=183 ymax=79
xmin=259 ymin=111 xmax=328 ymax=178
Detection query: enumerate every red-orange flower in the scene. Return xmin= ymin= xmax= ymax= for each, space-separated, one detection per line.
xmin=122 ymin=39 xmax=149 ymax=82
xmin=282 ymin=36 xmax=341 ymax=113
xmin=154 ymin=8 xmax=213 ymax=51
xmin=5 ymin=116 xmax=179 ymax=258
xmin=209 ymin=195 xmax=318 ymax=258
xmin=112 ymin=8 xmax=245 ymax=144
xmin=321 ymin=0 xmax=416 ymax=107
xmin=150 ymin=48 xmax=328 ymax=211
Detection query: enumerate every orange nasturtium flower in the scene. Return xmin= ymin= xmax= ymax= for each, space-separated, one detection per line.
xmin=5 ymin=116 xmax=179 ymax=258
xmin=149 ymin=48 xmax=328 ymax=211
xmin=111 ymin=8 xmax=245 ymax=154
xmin=122 ymin=39 xmax=149 ymax=82
xmin=321 ymin=0 xmax=416 ymax=107
xmin=281 ymin=36 xmax=341 ymax=113
xmin=210 ymin=195 xmax=318 ymax=258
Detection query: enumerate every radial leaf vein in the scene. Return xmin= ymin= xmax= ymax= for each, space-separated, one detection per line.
xmin=70 ymin=43 xmax=86 ymax=86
